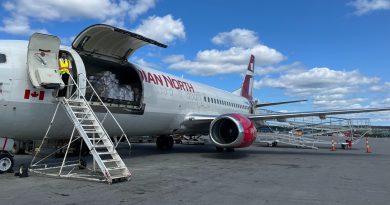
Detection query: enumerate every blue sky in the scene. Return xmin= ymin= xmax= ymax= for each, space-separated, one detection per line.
xmin=1 ymin=0 xmax=390 ymax=124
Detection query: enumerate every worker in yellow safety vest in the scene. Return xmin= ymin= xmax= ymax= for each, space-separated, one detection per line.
xmin=58 ymin=53 xmax=71 ymax=97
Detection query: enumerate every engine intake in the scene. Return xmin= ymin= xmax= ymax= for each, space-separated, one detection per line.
xmin=209 ymin=114 xmax=257 ymax=148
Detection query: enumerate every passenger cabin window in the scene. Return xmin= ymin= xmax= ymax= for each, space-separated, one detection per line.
xmin=0 ymin=54 xmax=6 ymax=63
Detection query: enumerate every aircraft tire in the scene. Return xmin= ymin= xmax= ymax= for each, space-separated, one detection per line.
xmin=156 ymin=136 xmax=174 ymax=150
xmin=165 ymin=136 xmax=174 ymax=150
xmin=271 ymin=142 xmax=278 ymax=147
xmin=156 ymin=136 xmax=165 ymax=150
xmin=216 ymin=147 xmax=224 ymax=152
xmin=18 ymin=164 xmax=29 ymax=178
xmin=226 ymin=148 xmax=235 ymax=152
xmin=0 ymin=153 xmax=14 ymax=173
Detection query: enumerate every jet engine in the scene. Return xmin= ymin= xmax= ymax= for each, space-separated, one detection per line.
xmin=209 ymin=114 xmax=257 ymax=148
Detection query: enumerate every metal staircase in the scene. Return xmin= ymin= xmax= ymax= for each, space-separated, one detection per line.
xmin=31 ymin=73 xmax=131 ymax=184
xmin=61 ymin=97 xmax=131 ymax=183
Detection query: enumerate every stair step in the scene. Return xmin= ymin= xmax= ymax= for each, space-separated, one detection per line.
xmin=97 ymin=152 xmax=115 ymax=155
xmin=81 ymin=122 xmax=97 ymax=125
xmin=88 ymin=136 xmax=103 ymax=139
xmin=70 ymin=106 xmax=88 ymax=109
xmin=106 ymin=167 xmax=127 ymax=171
xmin=69 ymin=104 xmax=85 ymax=107
xmin=85 ymin=131 xmax=103 ymax=134
xmin=110 ymin=175 xmax=130 ymax=182
xmin=88 ymin=139 xmax=105 ymax=142
xmin=93 ymin=144 xmax=112 ymax=148
xmin=102 ymin=159 xmax=121 ymax=163
xmin=74 ymin=111 xmax=91 ymax=114
xmin=82 ymin=124 xmax=97 ymax=127
xmin=77 ymin=118 xmax=95 ymax=121
xmin=68 ymin=99 xmax=84 ymax=103
xmin=68 ymin=102 xmax=85 ymax=105
xmin=78 ymin=121 xmax=95 ymax=123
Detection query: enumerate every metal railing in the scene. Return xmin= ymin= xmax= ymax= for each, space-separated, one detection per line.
xmin=67 ymin=73 xmax=131 ymax=150
xmin=257 ymin=115 xmax=371 ymax=149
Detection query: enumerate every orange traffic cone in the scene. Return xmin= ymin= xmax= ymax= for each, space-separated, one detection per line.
xmin=365 ymin=137 xmax=372 ymax=153
xmin=331 ymin=137 xmax=336 ymax=151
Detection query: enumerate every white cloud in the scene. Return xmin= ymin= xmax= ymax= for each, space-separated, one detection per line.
xmin=348 ymin=0 xmax=390 ymax=15
xmin=0 ymin=16 xmax=48 ymax=35
xmin=166 ymin=28 xmax=285 ymax=76
xmin=163 ymin=55 xmax=185 ymax=64
xmin=132 ymin=56 xmax=157 ymax=68
xmin=129 ymin=0 xmax=157 ymax=21
xmin=255 ymin=62 xmax=305 ymax=76
xmin=369 ymin=82 xmax=390 ymax=92
xmin=134 ymin=15 xmax=186 ymax=44
xmin=211 ymin=28 xmax=258 ymax=48
xmin=0 ymin=0 xmax=156 ymax=35
xmin=313 ymin=98 xmax=366 ymax=109
xmin=255 ymin=67 xmax=379 ymax=90
xmin=254 ymin=67 xmax=381 ymax=109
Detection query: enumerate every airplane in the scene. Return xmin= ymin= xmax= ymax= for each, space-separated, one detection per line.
xmin=0 ymin=24 xmax=389 ymax=173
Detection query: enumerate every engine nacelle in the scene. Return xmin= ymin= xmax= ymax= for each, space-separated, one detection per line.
xmin=209 ymin=114 xmax=257 ymax=148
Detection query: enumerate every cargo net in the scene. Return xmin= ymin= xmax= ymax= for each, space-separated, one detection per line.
xmin=87 ymin=71 xmax=139 ymax=105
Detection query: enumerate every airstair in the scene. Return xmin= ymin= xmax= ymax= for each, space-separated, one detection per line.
xmin=30 ymin=73 xmax=131 ymax=184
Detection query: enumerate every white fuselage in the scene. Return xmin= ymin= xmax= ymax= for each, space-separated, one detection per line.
xmin=0 ymin=40 xmax=251 ymax=140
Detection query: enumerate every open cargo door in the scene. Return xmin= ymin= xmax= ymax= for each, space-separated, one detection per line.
xmin=72 ymin=24 xmax=167 ymax=64
xmin=28 ymin=33 xmax=64 ymax=89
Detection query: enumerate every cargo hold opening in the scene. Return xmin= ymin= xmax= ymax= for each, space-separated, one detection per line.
xmin=81 ymin=55 xmax=144 ymax=114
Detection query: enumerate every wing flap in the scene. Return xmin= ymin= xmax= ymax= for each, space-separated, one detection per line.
xmin=248 ymin=107 xmax=390 ymax=121
xmin=255 ymin=100 xmax=307 ymax=108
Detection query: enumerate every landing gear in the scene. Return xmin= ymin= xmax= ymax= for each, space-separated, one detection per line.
xmin=156 ymin=135 xmax=174 ymax=150
xmin=226 ymin=148 xmax=235 ymax=152
xmin=215 ymin=147 xmax=235 ymax=152
xmin=18 ymin=164 xmax=29 ymax=178
xmin=0 ymin=152 xmax=14 ymax=173
xmin=271 ymin=141 xmax=278 ymax=147
xmin=216 ymin=147 xmax=224 ymax=152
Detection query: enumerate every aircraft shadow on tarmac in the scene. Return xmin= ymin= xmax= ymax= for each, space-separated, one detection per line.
xmin=115 ymin=143 xmax=249 ymax=160
xmin=113 ymin=143 xmax=378 ymax=160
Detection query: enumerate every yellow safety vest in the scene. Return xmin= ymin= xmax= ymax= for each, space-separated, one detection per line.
xmin=59 ymin=58 xmax=70 ymax=74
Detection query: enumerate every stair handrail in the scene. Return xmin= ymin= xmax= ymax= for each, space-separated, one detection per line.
xmin=66 ymin=74 xmax=130 ymax=149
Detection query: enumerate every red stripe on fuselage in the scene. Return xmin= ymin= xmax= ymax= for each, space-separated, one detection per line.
xmin=24 ymin=89 xmax=30 ymax=99
xmin=39 ymin=91 xmax=45 ymax=100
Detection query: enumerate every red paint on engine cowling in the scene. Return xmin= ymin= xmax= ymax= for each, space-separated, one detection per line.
xmin=230 ymin=113 xmax=257 ymax=148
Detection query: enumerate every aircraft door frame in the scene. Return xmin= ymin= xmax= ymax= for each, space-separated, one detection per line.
xmin=0 ymin=48 xmax=12 ymax=102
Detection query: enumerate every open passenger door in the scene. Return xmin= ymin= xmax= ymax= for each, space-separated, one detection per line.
xmin=28 ymin=33 xmax=64 ymax=89
xmin=72 ymin=24 xmax=167 ymax=64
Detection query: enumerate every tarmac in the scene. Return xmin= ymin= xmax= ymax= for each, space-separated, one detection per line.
xmin=1 ymin=138 xmax=390 ymax=205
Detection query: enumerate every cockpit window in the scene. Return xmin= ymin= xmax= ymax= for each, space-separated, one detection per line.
xmin=0 ymin=54 xmax=6 ymax=63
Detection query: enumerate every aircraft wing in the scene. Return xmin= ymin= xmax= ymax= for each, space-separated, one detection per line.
xmin=185 ymin=107 xmax=390 ymax=123
xmin=247 ymin=107 xmax=390 ymax=121
xmin=255 ymin=100 xmax=307 ymax=108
